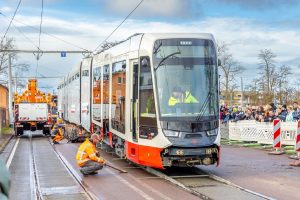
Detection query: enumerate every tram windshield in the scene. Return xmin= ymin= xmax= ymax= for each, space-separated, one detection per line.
xmin=153 ymin=38 xmax=218 ymax=120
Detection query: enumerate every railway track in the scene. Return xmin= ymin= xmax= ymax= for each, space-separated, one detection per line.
xmin=4 ymin=132 xmax=94 ymax=200
xmin=98 ymin=143 xmax=275 ymax=200
xmin=144 ymin=166 xmax=275 ymax=200
xmin=3 ymin=134 xmax=276 ymax=200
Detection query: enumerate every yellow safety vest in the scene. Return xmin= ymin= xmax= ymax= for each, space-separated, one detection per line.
xmin=168 ymin=91 xmax=198 ymax=106
xmin=53 ymin=129 xmax=64 ymax=142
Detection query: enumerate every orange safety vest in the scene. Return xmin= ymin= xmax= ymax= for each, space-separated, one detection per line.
xmin=76 ymin=139 xmax=102 ymax=167
xmin=53 ymin=129 xmax=64 ymax=142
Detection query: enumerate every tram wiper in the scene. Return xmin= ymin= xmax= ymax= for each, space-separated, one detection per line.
xmin=153 ymin=40 xmax=162 ymax=55
xmin=154 ymin=51 xmax=181 ymax=71
xmin=195 ymin=91 xmax=211 ymax=121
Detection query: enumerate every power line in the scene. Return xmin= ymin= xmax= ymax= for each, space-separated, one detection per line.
xmin=0 ymin=49 xmax=91 ymax=54
xmin=0 ymin=12 xmax=89 ymax=51
xmin=35 ymin=0 xmax=44 ymax=77
xmin=38 ymin=0 xmax=44 ymax=52
xmin=0 ymin=0 xmax=22 ymax=45
xmin=12 ymin=76 xmax=63 ymax=79
xmin=0 ymin=13 xmax=40 ymax=49
xmin=94 ymin=0 xmax=144 ymax=52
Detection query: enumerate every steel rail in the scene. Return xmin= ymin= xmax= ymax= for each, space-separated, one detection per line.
xmin=49 ymin=138 xmax=98 ymax=200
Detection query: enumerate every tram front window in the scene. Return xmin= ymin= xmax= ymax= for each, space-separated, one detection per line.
xmin=153 ymin=38 xmax=218 ymax=120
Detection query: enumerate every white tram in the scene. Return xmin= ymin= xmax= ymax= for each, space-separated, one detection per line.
xmin=58 ymin=33 xmax=220 ymax=169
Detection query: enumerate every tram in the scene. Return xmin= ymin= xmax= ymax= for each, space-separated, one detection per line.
xmin=57 ymin=33 xmax=220 ymax=169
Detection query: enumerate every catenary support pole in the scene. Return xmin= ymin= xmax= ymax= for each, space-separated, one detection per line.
xmin=8 ymin=53 xmax=14 ymax=125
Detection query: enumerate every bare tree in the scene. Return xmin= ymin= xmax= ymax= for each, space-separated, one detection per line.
xmin=218 ymin=42 xmax=244 ymax=105
xmin=0 ymin=38 xmax=29 ymax=87
xmin=257 ymin=49 xmax=277 ymax=103
xmin=276 ymin=65 xmax=291 ymax=104
xmin=245 ymin=78 xmax=260 ymax=105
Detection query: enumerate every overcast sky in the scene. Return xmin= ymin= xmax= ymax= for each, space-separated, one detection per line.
xmin=1 ymin=0 xmax=300 ymax=92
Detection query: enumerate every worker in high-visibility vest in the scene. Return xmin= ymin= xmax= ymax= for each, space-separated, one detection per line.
xmin=51 ymin=118 xmax=64 ymax=144
xmin=52 ymin=126 xmax=64 ymax=144
xmin=76 ymin=133 xmax=105 ymax=175
xmin=168 ymin=86 xmax=198 ymax=106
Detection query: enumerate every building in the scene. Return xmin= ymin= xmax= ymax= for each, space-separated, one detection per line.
xmin=0 ymin=84 xmax=9 ymax=127
xmin=220 ymin=90 xmax=255 ymax=106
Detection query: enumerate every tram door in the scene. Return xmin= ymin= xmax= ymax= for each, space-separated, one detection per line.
xmin=130 ymin=59 xmax=139 ymax=142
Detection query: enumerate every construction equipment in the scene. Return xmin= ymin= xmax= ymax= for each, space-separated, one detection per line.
xmin=13 ymin=79 xmax=52 ymax=136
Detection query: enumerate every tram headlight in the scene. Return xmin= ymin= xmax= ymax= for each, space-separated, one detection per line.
xmin=163 ymin=130 xmax=179 ymax=137
xmin=206 ymin=129 xmax=218 ymax=136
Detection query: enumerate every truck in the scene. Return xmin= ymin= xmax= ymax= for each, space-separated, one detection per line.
xmin=14 ymin=79 xmax=52 ymax=136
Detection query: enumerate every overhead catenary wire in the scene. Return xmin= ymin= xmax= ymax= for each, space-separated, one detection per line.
xmin=0 ymin=12 xmax=89 ymax=52
xmin=0 ymin=13 xmax=40 ymax=49
xmin=35 ymin=0 xmax=44 ymax=78
xmin=94 ymin=0 xmax=144 ymax=52
xmin=0 ymin=0 xmax=22 ymax=45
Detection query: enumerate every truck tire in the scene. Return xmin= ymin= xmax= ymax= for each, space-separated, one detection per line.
xmin=43 ymin=128 xmax=50 ymax=136
xmin=15 ymin=128 xmax=24 ymax=136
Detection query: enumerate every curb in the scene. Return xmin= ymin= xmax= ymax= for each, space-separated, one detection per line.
xmin=0 ymin=131 xmax=14 ymax=153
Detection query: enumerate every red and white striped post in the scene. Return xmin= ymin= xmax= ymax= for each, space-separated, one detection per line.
xmin=273 ymin=119 xmax=281 ymax=148
xmin=296 ymin=121 xmax=300 ymax=157
xmin=269 ymin=119 xmax=284 ymax=155
xmin=289 ymin=120 xmax=300 ymax=159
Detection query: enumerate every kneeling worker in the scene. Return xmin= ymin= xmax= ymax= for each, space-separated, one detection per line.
xmin=76 ymin=134 xmax=105 ymax=175
xmin=52 ymin=126 xmax=64 ymax=144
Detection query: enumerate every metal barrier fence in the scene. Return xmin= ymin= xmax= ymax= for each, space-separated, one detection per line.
xmin=229 ymin=120 xmax=297 ymax=146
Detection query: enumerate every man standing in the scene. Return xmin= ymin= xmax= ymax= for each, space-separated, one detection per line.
xmin=76 ymin=134 xmax=105 ymax=175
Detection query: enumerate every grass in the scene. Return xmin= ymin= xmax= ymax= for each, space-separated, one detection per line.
xmin=283 ymin=146 xmax=295 ymax=150
xmin=0 ymin=127 xmax=13 ymax=151
xmin=285 ymin=149 xmax=296 ymax=155
xmin=0 ymin=127 xmax=13 ymax=135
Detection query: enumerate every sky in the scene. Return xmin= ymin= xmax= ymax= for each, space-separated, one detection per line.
xmin=1 ymin=0 xmax=300 ymax=92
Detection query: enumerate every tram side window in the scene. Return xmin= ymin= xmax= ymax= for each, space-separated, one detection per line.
xmin=139 ymin=57 xmax=156 ymax=120
xmin=93 ymin=66 xmax=101 ymax=123
xmin=111 ymin=60 xmax=126 ymax=133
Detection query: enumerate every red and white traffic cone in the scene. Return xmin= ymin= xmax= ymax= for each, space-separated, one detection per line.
xmin=269 ymin=119 xmax=284 ymax=155
xmin=289 ymin=120 xmax=300 ymax=160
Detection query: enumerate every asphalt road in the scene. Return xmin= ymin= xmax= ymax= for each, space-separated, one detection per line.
xmin=199 ymin=145 xmax=300 ymax=200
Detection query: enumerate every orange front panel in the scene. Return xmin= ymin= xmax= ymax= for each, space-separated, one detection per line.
xmin=125 ymin=141 xmax=164 ymax=169
xmin=109 ymin=132 xmax=113 ymax=147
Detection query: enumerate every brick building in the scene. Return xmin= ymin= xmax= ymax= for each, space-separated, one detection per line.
xmin=0 ymin=84 xmax=9 ymax=127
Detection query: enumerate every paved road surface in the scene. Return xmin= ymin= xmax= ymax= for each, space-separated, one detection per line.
xmin=200 ymin=145 xmax=300 ymax=200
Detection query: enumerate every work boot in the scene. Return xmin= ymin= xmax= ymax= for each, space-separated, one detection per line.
xmin=88 ymin=171 xmax=98 ymax=175
xmin=79 ymin=169 xmax=98 ymax=176
xmin=80 ymin=169 xmax=89 ymax=176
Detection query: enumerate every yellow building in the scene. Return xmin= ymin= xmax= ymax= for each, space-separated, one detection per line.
xmin=220 ymin=90 xmax=254 ymax=106
xmin=0 ymin=84 xmax=9 ymax=127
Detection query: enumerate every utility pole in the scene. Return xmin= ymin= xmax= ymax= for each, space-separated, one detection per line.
xmin=15 ymin=74 xmax=18 ymax=94
xmin=8 ymin=54 xmax=13 ymax=125
xmin=240 ymin=77 xmax=243 ymax=107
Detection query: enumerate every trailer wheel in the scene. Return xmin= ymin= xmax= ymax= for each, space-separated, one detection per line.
xmin=43 ymin=128 xmax=50 ymax=136
xmin=15 ymin=127 xmax=24 ymax=136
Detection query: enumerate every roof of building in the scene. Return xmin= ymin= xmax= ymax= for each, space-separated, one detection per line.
xmin=0 ymin=84 xmax=8 ymax=91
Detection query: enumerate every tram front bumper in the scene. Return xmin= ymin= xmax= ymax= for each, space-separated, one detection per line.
xmin=162 ymin=146 xmax=219 ymax=167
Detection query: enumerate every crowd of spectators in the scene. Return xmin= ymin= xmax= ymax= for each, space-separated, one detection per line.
xmin=220 ymin=102 xmax=300 ymax=124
